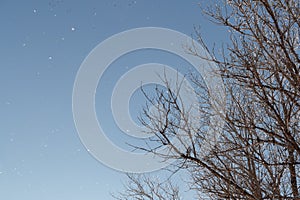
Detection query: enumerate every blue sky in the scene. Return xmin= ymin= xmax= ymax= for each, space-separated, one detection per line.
xmin=0 ymin=1 xmax=228 ymax=199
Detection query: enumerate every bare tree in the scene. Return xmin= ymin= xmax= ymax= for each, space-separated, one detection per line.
xmin=113 ymin=174 xmax=182 ymax=200
xmin=116 ymin=0 xmax=300 ymax=199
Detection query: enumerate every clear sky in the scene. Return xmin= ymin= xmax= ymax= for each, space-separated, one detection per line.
xmin=0 ymin=0 xmax=228 ymax=199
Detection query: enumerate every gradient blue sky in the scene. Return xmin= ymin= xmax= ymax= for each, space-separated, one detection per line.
xmin=0 ymin=1 xmax=228 ymax=199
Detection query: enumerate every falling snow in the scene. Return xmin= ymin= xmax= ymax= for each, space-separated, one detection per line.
xmin=1 ymin=1 xmax=210 ymax=200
